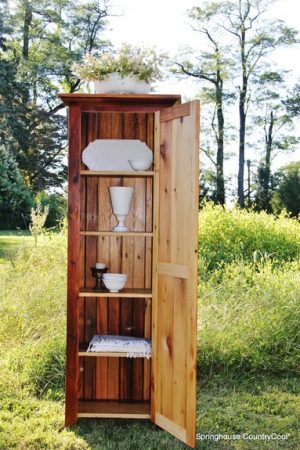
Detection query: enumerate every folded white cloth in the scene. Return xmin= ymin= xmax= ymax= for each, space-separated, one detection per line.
xmin=87 ymin=334 xmax=152 ymax=359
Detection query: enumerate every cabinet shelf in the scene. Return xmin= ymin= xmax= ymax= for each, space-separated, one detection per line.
xmin=77 ymin=400 xmax=151 ymax=419
xmin=80 ymin=231 xmax=153 ymax=237
xmin=80 ymin=170 xmax=154 ymax=177
xmin=78 ymin=335 xmax=151 ymax=359
xmin=78 ymin=350 xmax=150 ymax=358
xmin=79 ymin=288 xmax=152 ymax=298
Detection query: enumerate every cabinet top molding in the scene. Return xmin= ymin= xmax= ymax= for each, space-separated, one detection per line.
xmin=58 ymin=93 xmax=181 ymax=110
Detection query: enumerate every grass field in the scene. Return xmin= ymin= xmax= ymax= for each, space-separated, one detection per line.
xmin=0 ymin=206 xmax=299 ymax=449
xmin=0 ymin=230 xmax=33 ymax=264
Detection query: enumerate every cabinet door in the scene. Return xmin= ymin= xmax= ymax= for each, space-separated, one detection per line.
xmin=152 ymin=101 xmax=200 ymax=448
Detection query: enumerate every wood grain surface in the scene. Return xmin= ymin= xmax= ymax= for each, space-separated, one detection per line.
xmin=152 ymin=101 xmax=199 ymax=448
xmin=63 ymin=94 xmax=198 ymax=448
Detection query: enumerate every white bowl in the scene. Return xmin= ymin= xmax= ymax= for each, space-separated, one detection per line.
xmin=103 ymin=276 xmax=127 ymax=282
xmin=102 ymin=273 xmax=128 ymax=292
xmin=93 ymin=74 xmax=151 ymax=94
xmin=128 ymin=159 xmax=152 ymax=171
xmin=103 ymin=273 xmax=127 ymax=279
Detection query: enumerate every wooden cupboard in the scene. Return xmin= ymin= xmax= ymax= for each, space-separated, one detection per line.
xmin=59 ymin=93 xmax=199 ymax=448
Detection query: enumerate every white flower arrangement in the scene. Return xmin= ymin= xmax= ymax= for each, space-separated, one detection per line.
xmin=72 ymin=43 xmax=166 ymax=83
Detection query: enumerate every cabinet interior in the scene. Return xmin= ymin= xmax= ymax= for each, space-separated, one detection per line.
xmin=78 ymin=111 xmax=154 ymax=412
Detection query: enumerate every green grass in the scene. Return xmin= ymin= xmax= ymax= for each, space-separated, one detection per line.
xmin=195 ymin=374 xmax=300 ymax=450
xmin=0 ymin=369 xmax=298 ymax=449
xmin=198 ymin=260 xmax=300 ymax=374
xmin=0 ymin=230 xmax=33 ymax=264
xmin=199 ymin=203 xmax=300 ymax=270
xmin=0 ymin=206 xmax=299 ymax=449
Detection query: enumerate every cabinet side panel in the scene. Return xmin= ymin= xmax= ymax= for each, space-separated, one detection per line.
xmin=65 ymin=105 xmax=81 ymax=426
xmin=78 ymin=175 xmax=86 ymax=399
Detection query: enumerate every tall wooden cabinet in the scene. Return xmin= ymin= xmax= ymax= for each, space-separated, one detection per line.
xmin=59 ymin=93 xmax=199 ymax=448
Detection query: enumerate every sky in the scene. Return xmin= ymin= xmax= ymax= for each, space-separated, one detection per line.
xmin=104 ymin=0 xmax=300 ymax=96
xmin=103 ymin=0 xmax=300 ymax=180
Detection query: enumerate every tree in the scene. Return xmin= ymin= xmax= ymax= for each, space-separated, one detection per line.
xmin=174 ymin=5 xmax=234 ymax=205
xmin=223 ymin=0 xmax=298 ymax=207
xmin=0 ymin=51 xmax=68 ymax=191
xmin=178 ymin=0 xmax=298 ymax=207
xmin=0 ymin=145 xmax=32 ymax=229
xmin=252 ymin=71 xmax=299 ymax=211
xmin=0 ymin=0 xmax=9 ymax=50
xmin=271 ymin=161 xmax=300 ymax=217
xmin=35 ymin=190 xmax=67 ymax=228
xmin=199 ymin=168 xmax=219 ymax=206
xmin=0 ymin=0 xmax=112 ymax=192
xmin=284 ymin=82 xmax=300 ymax=117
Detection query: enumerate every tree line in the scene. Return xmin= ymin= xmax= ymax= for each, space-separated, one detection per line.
xmin=0 ymin=0 xmax=299 ymax=229
xmin=0 ymin=0 xmax=112 ymax=227
xmin=175 ymin=0 xmax=300 ymax=215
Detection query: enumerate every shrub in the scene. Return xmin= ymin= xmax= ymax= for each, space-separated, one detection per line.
xmin=29 ymin=202 xmax=49 ymax=246
xmin=35 ymin=191 xmax=67 ymax=229
xmin=0 ymin=145 xmax=33 ymax=229
xmin=271 ymin=161 xmax=300 ymax=217
xmin=199 ymin=202 xmax=300 ymax=270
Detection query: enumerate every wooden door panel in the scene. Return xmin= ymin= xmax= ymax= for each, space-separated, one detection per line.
xmin=152 ymin=101 xmax=199 ymax=448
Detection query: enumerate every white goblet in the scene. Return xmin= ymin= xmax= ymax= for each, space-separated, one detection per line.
xmin=109 ymin=186 xmax=134 ymax=232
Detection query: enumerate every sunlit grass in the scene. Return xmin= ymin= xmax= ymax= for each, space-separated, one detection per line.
xmin=0 ymin=230 xmax=34 ymax=264
xmin=0 ymin=205 xmax=299 ymax=449
xmin=199 ymin=203 xmax=300 ymax=270
xmin=198 ymin=260 xmax=300 ymax=374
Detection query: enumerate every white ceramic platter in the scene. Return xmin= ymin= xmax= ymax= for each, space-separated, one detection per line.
xmin=82 ymin=139 xmax=153 ymax=171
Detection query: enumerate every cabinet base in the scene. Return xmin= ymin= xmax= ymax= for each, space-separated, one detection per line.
xmin=77 ymin=400 xmax=151 ymax=419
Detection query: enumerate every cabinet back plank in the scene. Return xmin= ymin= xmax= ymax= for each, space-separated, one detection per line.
xmin=97 ymin=112 xmax=122 ymax=399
